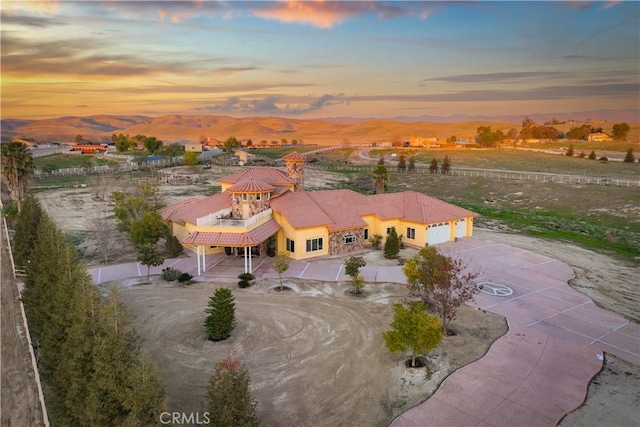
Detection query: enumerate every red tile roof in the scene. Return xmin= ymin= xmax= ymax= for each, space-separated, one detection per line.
xmin=271 ymin=189 xmax=474 ymax=231
xmin=282 ymin=151 xmax=306 ymax=161
xmin=220 ymin=167 xmax=294 ymax=186
xmin=160 ymin=193 xmax=231 ymax=225
xmin=227 ymin=179 xmax=275 ymax=193
xmin=182 ymin=219 xmax=280 ymax=247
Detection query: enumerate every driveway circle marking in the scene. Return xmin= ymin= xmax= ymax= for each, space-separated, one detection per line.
xmin=477 ymin=282 xmax=513 ymax=297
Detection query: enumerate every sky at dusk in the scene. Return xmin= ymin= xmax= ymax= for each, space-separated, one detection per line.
xmin=2 ymin=0 xmax=639 ymax=119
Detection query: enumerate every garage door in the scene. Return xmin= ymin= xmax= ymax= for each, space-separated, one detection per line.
xmin=427 ymin=222 xmax=450 ymax=245
xmin=456 ymin=219 xmax=466 ymax=238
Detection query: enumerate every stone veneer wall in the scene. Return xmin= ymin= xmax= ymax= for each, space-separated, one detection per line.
xmin=329 ymin=228 xmax=365 ymax=255
xmin=285 ymin=161 xmax=304 ymax=192
xmin=231 ymin=194 xmax=271 ymax=219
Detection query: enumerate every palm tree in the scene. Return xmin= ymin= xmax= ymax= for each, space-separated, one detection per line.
xmin=372 ymin=164 xmax=389 ymax=194
xmin=1 ymin=141 xmax=34 ymax=212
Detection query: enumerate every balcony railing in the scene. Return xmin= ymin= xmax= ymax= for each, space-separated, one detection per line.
xmin=196 ymin=208 xmax=272 ymax=228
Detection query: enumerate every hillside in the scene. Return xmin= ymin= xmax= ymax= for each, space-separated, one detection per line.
xmin=1 ymin=114 xmax=637 ymax=145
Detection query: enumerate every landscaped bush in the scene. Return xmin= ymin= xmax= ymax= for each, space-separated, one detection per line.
xmin=162 ymin=267 xmax=182 ymax=281
xmin=178 ymin=272 xmax=194 ymax=283
xmin=238 ymin=273 xmax=255 ymax=288
xmin=369 ymin=234 xmax=383 ymax=249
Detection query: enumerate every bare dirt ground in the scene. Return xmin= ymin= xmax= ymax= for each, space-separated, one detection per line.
xmin=1 ymin=224 xmax=44 ymax=426
xmin=106 ymin=275 xmax=506 ymax=427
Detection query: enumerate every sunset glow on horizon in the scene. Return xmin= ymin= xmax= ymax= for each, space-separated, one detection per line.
xmin=1 ymin=0 xmax=639 ymax=120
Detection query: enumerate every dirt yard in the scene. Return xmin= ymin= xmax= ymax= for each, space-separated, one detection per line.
xmin=105 ymin=276 xmax=506 ymax=427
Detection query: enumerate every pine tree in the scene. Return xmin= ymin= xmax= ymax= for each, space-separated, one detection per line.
xmin=442 ymin=155 xmax=451 ymax=173
xmin=13 ymin=193 xmax=43 ymax=268
xmin=624 ymin=148 xmax=635 ymax=163
xmin=204 ymin=288 xmax=236 ymax=341
xmin=165 ymin=234 xmax=184 ymax=257
xmin=384 ymin=227 xmax=400 ymax=259
xmin=588 ymin=150 xmax=597 ymax=160
xmin=408 ymin=156 xmax=416 ymax=172
xmin=397 ymin=154 xmax=406 ymax=172
xmin=429 ymin=158 xmax=438 ymax=173
xmin=566 ymin=144 xmax=574 ymax=157
xmin=206 ymin=356 xmax=260 ymax=427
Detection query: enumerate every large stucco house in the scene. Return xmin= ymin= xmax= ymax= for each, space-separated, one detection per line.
xmin=160 ymin=152 xmax=476 ymax=275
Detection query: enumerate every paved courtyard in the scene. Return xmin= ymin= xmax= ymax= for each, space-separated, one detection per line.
xmin=87 ymin=236 xmax=639 ymax=427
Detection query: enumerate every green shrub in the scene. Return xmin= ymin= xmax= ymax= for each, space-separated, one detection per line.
xmin=165 ymin=235 xmax=184 ymax=257
xmin=238 ymin=273 xmax=255 ymax=288
xmin=369 ymin=234 xmax=383 ymax=249
xmin=178 ymin=272 xmax=193 ymax=283
xmin=162 ymin=267 xmax=182 ymax=281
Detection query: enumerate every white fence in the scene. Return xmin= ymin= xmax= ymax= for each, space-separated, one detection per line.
xmin=317 ymin=165 xmax=640 ymax=187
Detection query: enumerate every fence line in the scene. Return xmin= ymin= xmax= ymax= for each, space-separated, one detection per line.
xmin=314 ymin=164 xmax=640 ymax=187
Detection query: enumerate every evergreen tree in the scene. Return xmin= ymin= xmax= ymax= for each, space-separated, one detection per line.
xmin=624 ymin=148 xmax=635 ymax=163
xmin=382 ymin=302 xmax=442 ymax=367
xmin=206 ymin=356 xmax=260 ymax=427
xmin=397 ymin=154 xmax=406 ymax=172
xmin=204 ymin=288 xmax=236 ymax=341
xmin=407 ymin=156 xmax=416 ymax=173
xmin=13 ymin=193 xmax=43 ymax=268
xmin=588 ymin=150 xmax=597 ymax=160
xmin=566 ymin=144 xmax=574 ymax=157
xmin=165 ymin=234 xmax=184 ymax=257
xmin=384 ymin=227 xmax=400 ymax=259
xmin=442 ymin=155 xmax=451 ymax=173
xmin=429 ymin=158 xmax=438 ymax=173
xmin=378 ymin=155 xmax=385 ymax=165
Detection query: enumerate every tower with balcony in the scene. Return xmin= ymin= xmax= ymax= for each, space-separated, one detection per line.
xmin=227 ymin=179 xmax=274 ymax=220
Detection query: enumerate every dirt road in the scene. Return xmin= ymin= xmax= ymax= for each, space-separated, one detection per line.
xmin=1 ymin=224 xmax=44 ymax=426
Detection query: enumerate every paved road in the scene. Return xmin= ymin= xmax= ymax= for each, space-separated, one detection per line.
xmin=87 ymin=237 xmax=639 ymax=427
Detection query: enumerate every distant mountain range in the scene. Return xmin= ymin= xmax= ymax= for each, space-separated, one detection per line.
xmin=1 ymin=110 xmax=636 ymax=144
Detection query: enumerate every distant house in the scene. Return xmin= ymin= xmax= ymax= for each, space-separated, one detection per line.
xmin=587 ymin=132 xmax=611 ymax=142
xmin=185 ymin=143 xmax=204 ymax=152
xmin=160 ymin=152 xmax=476 ymax=276
xmin=409 ymin=135 xmax=440 ymax=147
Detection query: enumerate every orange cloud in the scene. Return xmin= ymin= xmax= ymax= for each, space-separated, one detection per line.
xmin=250 ymin=1 xmax=365 ymax=29
xmin=3 ymin=0 xmax=59 ymax=15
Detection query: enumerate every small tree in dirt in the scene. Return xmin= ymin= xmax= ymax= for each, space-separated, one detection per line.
xmin=238 ymin=273 xmax=255 ymax=288
xmin=578 ymin=151 xmax=586 ymax=158
xmin=204 ymin=288 xmax=236 ymax=341
xmin=369 ymin=234 xmax=383 ymax=249
xmin=165 ymin=234 xmax=183 ymax=257
xmin=566 ymin=144 xmax=575 ymax=157
xmin=403 ymin=246 xmax=480 ymax=333
xmin=271 ymin=252 xmax=290 ymax=290
xmin=397 ymin=154 xmax=406 ymax=172
xmin=588 ymin=150 xmax=597 ymax=160
xmin=137 ymin=245 xmax=165 ymax=283
xmin=429 ymin=158 xmax=438 ymax=174
xmin=384 ymin=227 xmax=400 ymax=259
xmin=345 ymin=256 xmax=366 ymax=295
xmin=408 ymin=156 xmax=416 ymax=172
xmin=624 ymin=148 xmax=635 ymax=163
xmin=378 ymin=155 xmax=385 ymax=165
xmin=382 ymin=301 xmax=443 ymax=368
xmin=206 ymin=356 xmax=260 ymax=427
xmin=442 ymin=155 xmax=451 ymax=174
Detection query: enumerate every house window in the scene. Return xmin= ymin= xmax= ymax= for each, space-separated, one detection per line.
xmin=242 ymin=194 xmax=248 ymax=201
xmin=266 ymin=193 xmax=270 ymax=200
xmin=363 ymin=228 xmax=369 ymax=241
xmin=306 ymin=237 xmax=323 ymax=252
xmin=256 ymin=193 xmax=261 ymax=201
xmin=210 ymin=245 xmax=218 ymax=249
xmin=407 ymin=227 xmax=416 ymax=239
xmin=386 ymin=227 xmax=393 ymax=235
xmin=344 ymin=235 xmax=356 ymax=244
xmin=286 ymin=238 xmax=295 ymax=253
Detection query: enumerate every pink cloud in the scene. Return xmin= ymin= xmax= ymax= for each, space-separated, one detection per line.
xmin=250 ymin=1 xmax=363 ymax=29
